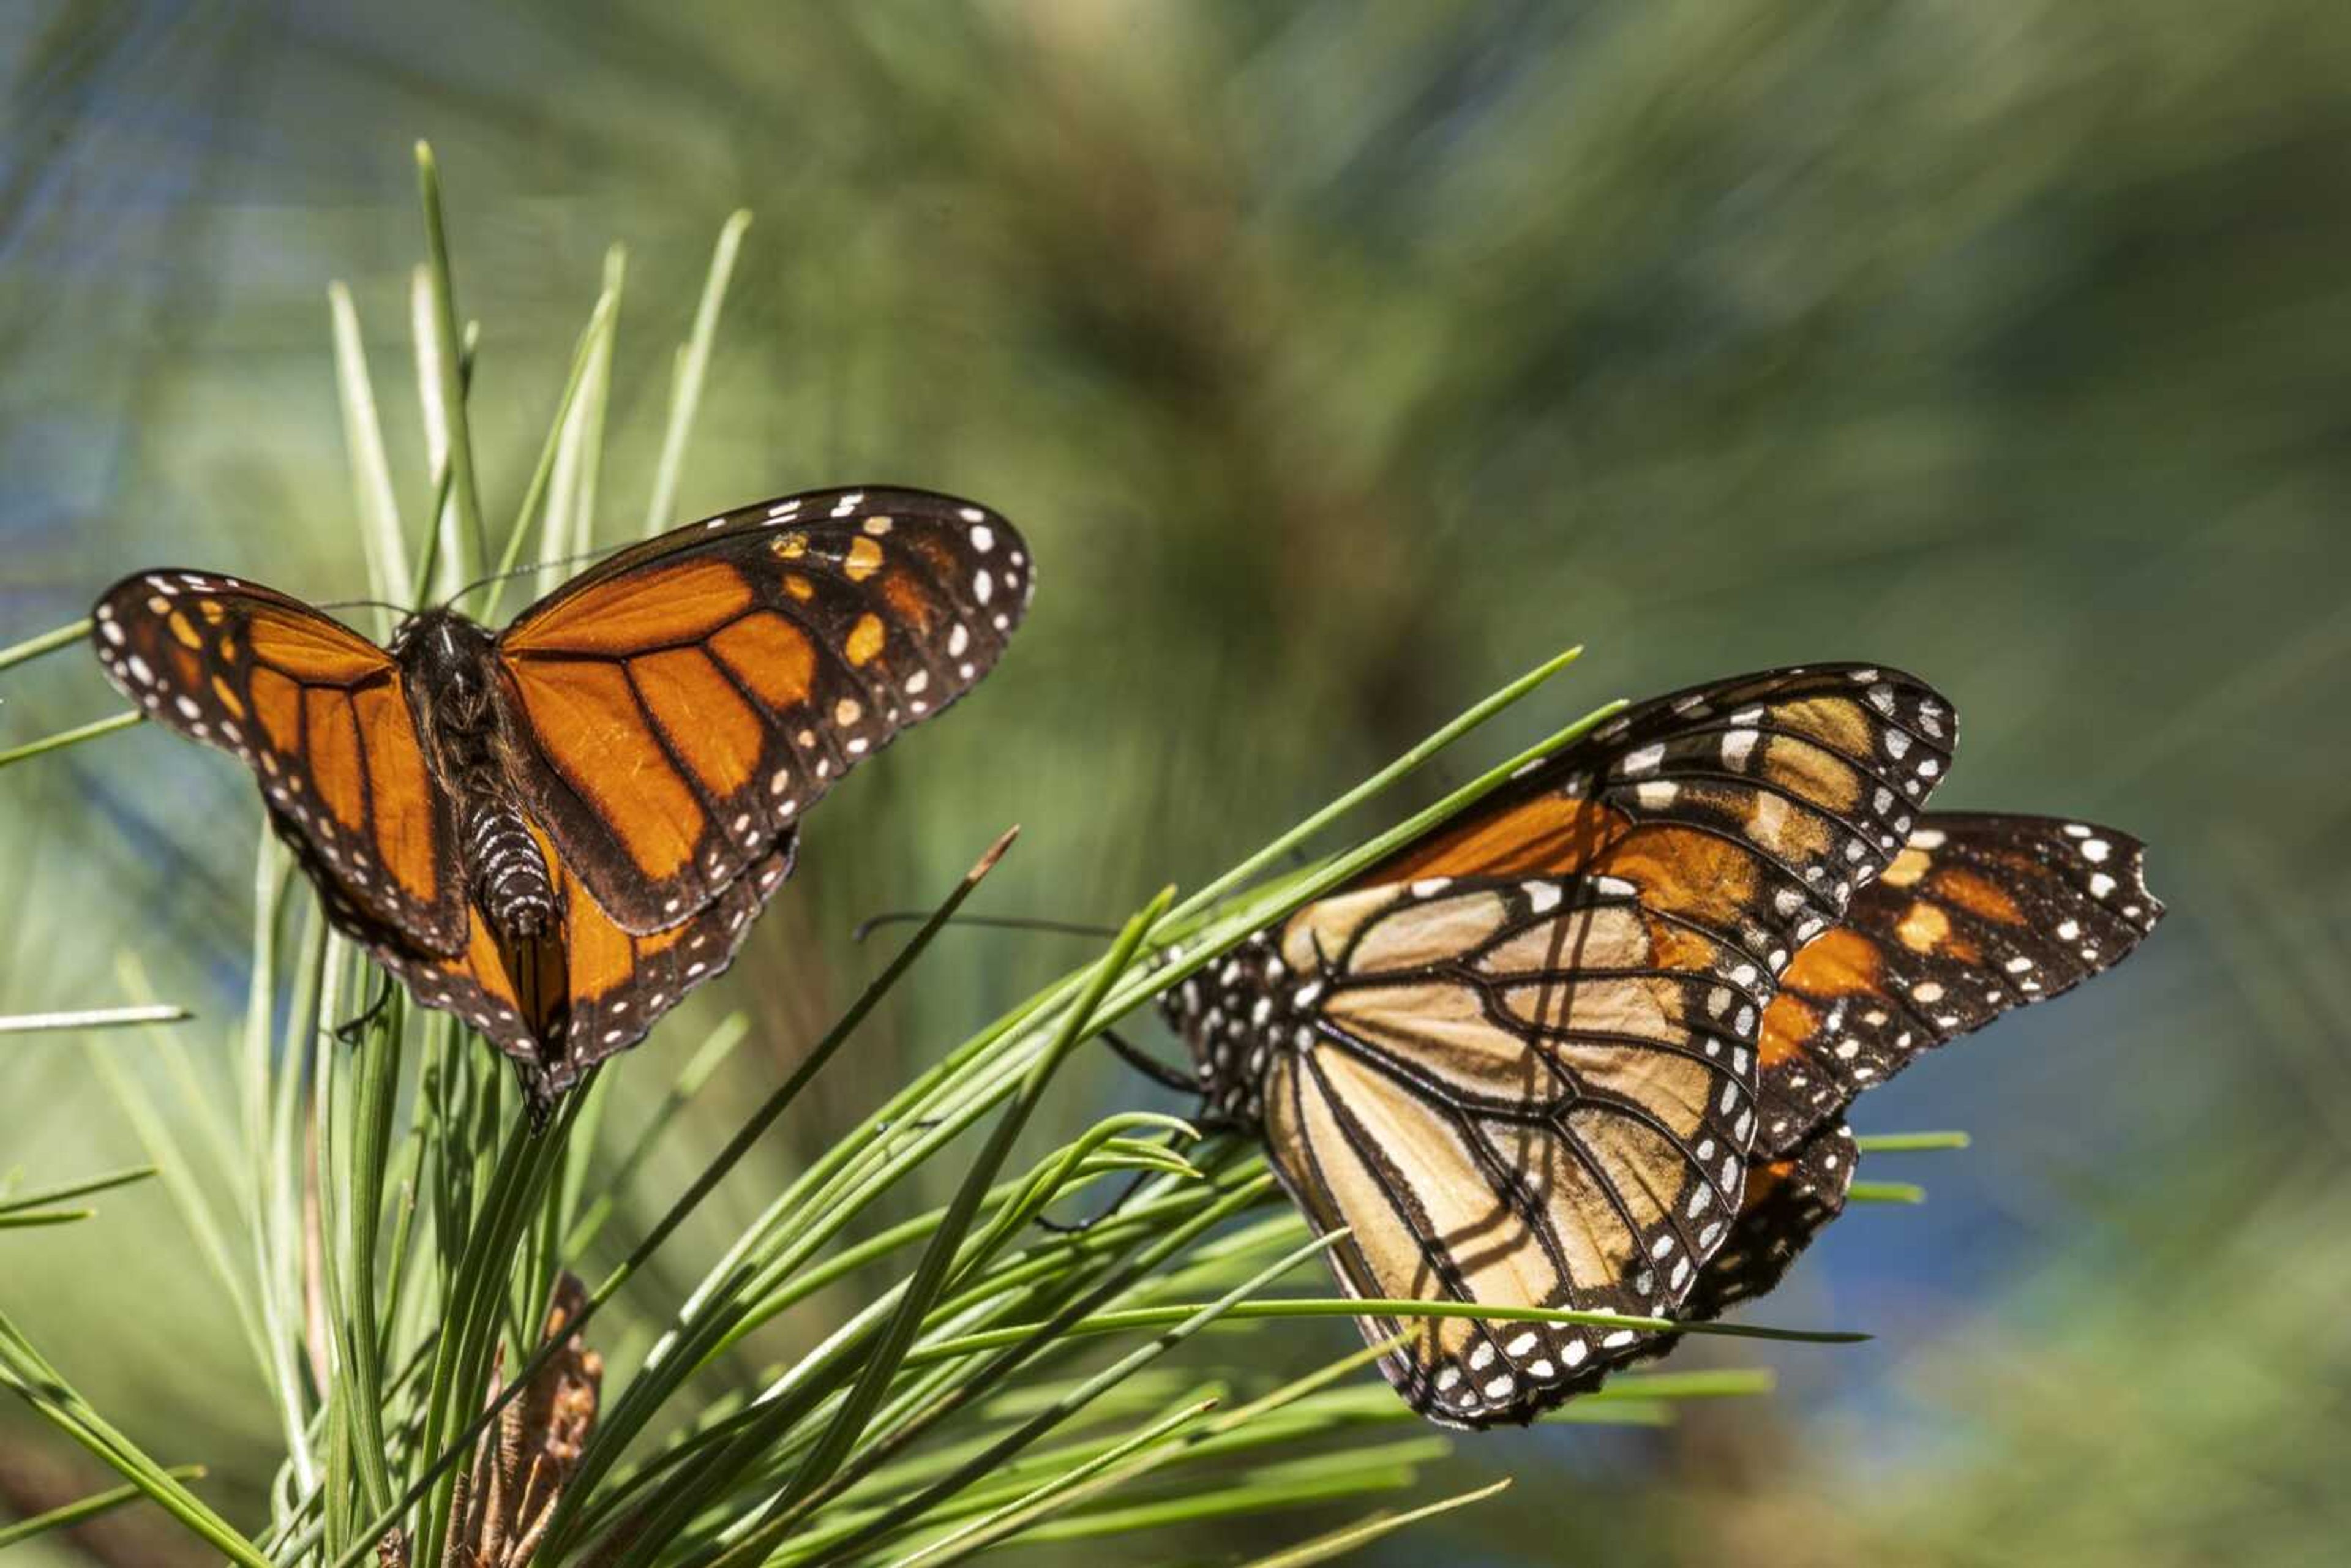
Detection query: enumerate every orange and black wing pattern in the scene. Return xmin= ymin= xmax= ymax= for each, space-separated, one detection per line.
xmin=495 ymin=486 xmax=1029 ymax=932
xmin=89 ymin=571 xmax=466 ymax=953
xmin=1754 ymin=813 xmax=2164 ymax=1157
xmin=1558 ymin=814 xmax=2165 ymax=1391
xmin=375 ymin=835 xmax=797 ymax=1109
xmin=1169 ymin=664 xmax=1955 ymax=1427
xmin=1682 ymin=1118 xmax=1858 ymax=1319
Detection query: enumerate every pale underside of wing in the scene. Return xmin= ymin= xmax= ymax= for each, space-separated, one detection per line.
xmin=1539 ymin=1117 xmax=1864 ymax=1395
xmin=1226 ymin=666 xmax=1959 ymax=1425
xmin=1261 ymin=875 xmax=1763 ymax=1428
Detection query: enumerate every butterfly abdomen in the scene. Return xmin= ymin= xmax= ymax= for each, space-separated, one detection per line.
xmin=465 ymin=800 xmax=558 ymax=937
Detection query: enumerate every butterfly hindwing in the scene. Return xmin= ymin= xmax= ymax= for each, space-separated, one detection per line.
xmin=376 ymin=835 xmax=798 ymax=1111
xmin=90 ymin=572 xmax=467 ymax=954
xmin=1254 ymin=873 xmax=1769 ymax=1427
xmin=1755 ymin=813 xmax=2165 ymax=1155
xmin=495 ymin=486 xmax=1028 ymax=932
xmin=1549 ymin=1117 xmax=1862 ymax=1394
xmin=1684 ymin=1117 xmax=1858 ymax=1319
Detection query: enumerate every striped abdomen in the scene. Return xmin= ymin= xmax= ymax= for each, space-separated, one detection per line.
xmin=464 ymin=798 xmax=557 ymax=939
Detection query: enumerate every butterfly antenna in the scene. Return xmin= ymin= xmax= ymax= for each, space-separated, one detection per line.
xmin=317 ymin=596 xmax=417 ymax=621
xmin=441 ymin=541 xmax=632 ymax=615
xmin=850 ymin=910 xmax=1124 ymax=943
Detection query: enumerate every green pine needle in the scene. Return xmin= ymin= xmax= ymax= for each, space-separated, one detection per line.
xmin=1854 ymin=1130 xmax=1973 ymax=1152
xmin=1850 ymin=1180 xmax=1929 ymax=1205
xmin=0 ymin=1465 xmax=209 ymax=1550
xmin=0 ymin=709 xmax=144 ymax=771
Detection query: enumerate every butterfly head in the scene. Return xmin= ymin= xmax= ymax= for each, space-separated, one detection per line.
xmin=391 ymin=607 xmax=502 ymax=715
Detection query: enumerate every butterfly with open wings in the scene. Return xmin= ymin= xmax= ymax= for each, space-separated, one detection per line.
xmin=1153 ymin=664 xmax=2162 ymax=1427
xmin=92 ymin=486 xmax=1031 ymax=1117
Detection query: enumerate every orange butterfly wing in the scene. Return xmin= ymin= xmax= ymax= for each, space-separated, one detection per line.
xmin=1562 ymin=813 xmax=2164 ymax=1392
xmin=1755 ymin=813 xmax=2165 ymax=1156
xmin=495 ymin=487 xmax=1029 ymax=932
xmin=90 ymin=571 xmax=466 ymax=953
xmin=375 ymin=831 xmax=797 ymax=1114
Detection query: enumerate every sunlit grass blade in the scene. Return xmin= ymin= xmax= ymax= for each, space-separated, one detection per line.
xmin=0 ymin=1164 xmax=155 ymax=1215
xmin=641 ymin=209 xmax=751 ymax=538
xmin=329 ymin=280 xmax=415 ymax=628
xmin=733 ymin=1229 xmax=1354 ymax=1568
xmin=329 ymin=828 xmax=1020 ymax=1568
xmin=903 ymin=1296 xmax=1867 ymax=1364
xmin=320 ymin=945 xmax=403 ymax=1524
xmin=412 ymin=141 xmax=486 ymax=596
xmin=1235 ymin=1476 xmax=1513 ymax=1568
xmin=478 ymin=283 xmax=619 ymax=622
xmin=0 ymin=710 xmax=143 ymax=771
xmin=736 ymin=886 xmax=1175 ymax=1540
xmin=1018 ymin=1450 xmax=1430 ymax=1544
xmin=0 ymin=1003 xmax=186 ymax=1034
xmin=0 ymin=1464 xmax=208 ymax=1549
xmin=81 ymin=1041 xmax=268 ymax=1384
xmin=0 ymin=1308 xmax=269 ymax=1566
xmin=1165 ymin=643 xmax=1590 ymax=925
xmin=1586 ymin=1367 xmax=1777 ymax=1400
xmin=411 ymin=1095 xmax=588 ymax=1557
xmin=880 ymin=1397 xmax=1220 ymax=1568
xmin=542 ymin=243 xmax=625 ymax=593
xmin=0 ymin=617 xmax=93 ymax=673
xmin=561 ymin=1011 xmax=750 ymax=1262
xmin=110 ymin=951 xmax=246 ymax=1232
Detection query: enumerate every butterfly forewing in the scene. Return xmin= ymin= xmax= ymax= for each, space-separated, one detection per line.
xmin=90 ymin=572 xmax=467 ymax=953
xmin=496 ymin=487 xmax=1029 ymax=932
xmin=1371 ymin=664 xmax=1957 ymax=970
xmin=1755 ymin=813 xmax=2164 ymax=1156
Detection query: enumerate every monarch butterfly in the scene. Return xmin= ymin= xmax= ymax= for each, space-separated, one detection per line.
xmin=1155 ymin=664 xmax=2161 ymax=1427
xmin=92 ymin=486 xmax=1030 ymax=1117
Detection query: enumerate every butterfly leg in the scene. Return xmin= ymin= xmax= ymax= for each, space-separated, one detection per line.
xmin=1034 ymin=1167 xmax=1155 ymax=1236
xmin=335 ymin=967 xmax=397 ymax=1047
xmin=1101 ymin=1028 xmax=1198 ymax=1095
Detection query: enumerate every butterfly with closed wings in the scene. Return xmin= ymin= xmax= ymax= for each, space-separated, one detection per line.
xmin=1154 ymin=664 xmax=2161 ymax=1427
xmin=93 ymin=486 xmax=1031 ymax=1118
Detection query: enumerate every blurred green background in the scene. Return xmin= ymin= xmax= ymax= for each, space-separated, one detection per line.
xmin=4 ymin=2 xmax=2348 ymax=1563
